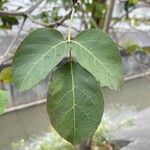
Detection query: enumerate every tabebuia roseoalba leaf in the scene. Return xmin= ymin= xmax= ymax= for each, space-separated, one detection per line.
xmin=12 ymin=28 xmax=123 ymax=144
xmin=12 ymin=28 xmax=123 ymax=91
xmin=12 ymin=29 xmax=69 ymax=91
xmin=47 ymin=62 xmax=104 ymax=144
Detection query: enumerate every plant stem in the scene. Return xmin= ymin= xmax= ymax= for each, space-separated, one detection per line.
xmin=68 ymin=7 xmax=75 ymax=42
xmin=103 ymin=0 xmax=115 ymax=32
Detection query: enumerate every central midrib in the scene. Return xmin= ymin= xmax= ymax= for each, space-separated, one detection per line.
xmin=71 ymin=40 xmax=115 ymax=87
xmin=70 ymin=61 xmax=76 ymax=144
xmin=71 ymin=40 xmax=113 ymax=76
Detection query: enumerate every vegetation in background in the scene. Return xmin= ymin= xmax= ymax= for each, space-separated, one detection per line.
xmin=0 ymin=0 xmax=18 ymax=29
xmin=0 ymin=67 xmax=12 ymax=83
xmin=0 ymin=89 xmax=8 ymax=115
xmin=121 ymin=41 xmax=150 ymax=54
xmin=0 ymin=67 xmax=10 ymax=115
xmin=93 ymin=105 xmax=136 ymax=149
xmin=11 ymin=129 xmax=73 ymax=150
xmin=0 ymin=0 xmax=108 ymax=29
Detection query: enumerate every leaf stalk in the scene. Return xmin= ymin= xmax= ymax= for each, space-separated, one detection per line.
xmin=68 ymin=7 xmax=75 ymax=42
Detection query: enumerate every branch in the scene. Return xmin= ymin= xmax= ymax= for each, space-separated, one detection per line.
xmin=0 ymin=10 xmax=26 ymax=16
xmin=26 ymin=8 xmax=72 ymax=27
xmin=25 ymin=0 xmax=44 ymax=14
xmin=0 ymin=0 xmax=44 ymax=65
xmin=0 ymin=0 xmax=44 ymax=16
xmin=0 ymin=1 xmax=74 ymax=65
xmin=0 ymin=17 xmax=27 ymax=65
xmin=103 ymin=0 xmax=115 ymax=32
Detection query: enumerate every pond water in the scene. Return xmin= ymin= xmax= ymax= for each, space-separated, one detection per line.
xmin=0 ymin=77 xmax=150 ymax=150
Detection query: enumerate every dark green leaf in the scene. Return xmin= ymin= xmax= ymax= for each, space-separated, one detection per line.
xmin=0 ymin=16 xmax=18 ymax=29
xmin=47 ymin=62 xmax=104 ymax=144
xmin=12 ymin=28 xmax=69 ymax=91
xmin=71 ymin=29 xmax=123 ymax=90
xmin=13 ymin=29 xmax=123 ymax=91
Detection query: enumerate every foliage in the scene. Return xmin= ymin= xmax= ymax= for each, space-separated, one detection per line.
xmin=11 ymin=129 xmax=73 ymax=150
xmin=126 ymin=44 xmax=142 ymax=54
xmin=5 ymin=0 xmax=123 ymax=145
xmin=124 ymin=42 xmax=142 ymax=54
xmin=0 ymin=0 xmax=148 ymax=146
xmin=0 ymin=16 xmax=18 ymax=29
xmin=124 ymin=0 xmax=139 ymax=18
xmin=0 ymin=89 xmax=8 ymax=115
xmin=128 ymin=0 xmax=139 ymax=5
xmin=0 ymin=0 xmax=8 ymax=9
xmin=0 ymin=67 xmax=12 ymax=83
xmin=12 ymin=28 xmax=123 ymax=91
xmin=11 ymin=139 xmax=25 ymax=150
xmin=121 ymin=41 xmax=150 ymax=54
xmin=142 ymin=47 xmax=150 ymax=54
xmin=0 ymin=65 xmax=9 ymax=117
xmin=12 ymin=27 xmax=123 ymax=144
xmin=47 ymin=62 xmax=104 ymax=144
xmin=0 ymin=0 xmax=108 ymax=29
xmin=79 ymin=0 xmax=107 ymax=28
xmin=0 ymin=0 xmax=18 ymax=29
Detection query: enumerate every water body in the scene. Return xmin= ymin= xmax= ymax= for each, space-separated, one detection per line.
xmin=0 ymin=77 xmax=149 ymax=150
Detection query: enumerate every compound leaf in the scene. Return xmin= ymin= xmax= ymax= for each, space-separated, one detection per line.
xmin=13 ymin=29 xmax=123 ymax=91
xmin=47 ymin=62 xmax=104 ymax=144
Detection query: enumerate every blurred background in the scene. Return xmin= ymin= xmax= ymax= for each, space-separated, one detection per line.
xmin=0 ymin=0 xmax=150 ymax=149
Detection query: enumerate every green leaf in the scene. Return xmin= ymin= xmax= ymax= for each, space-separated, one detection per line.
xmin=71 ymin=29 xmax=123 ymax=90
xmin=47 ymin=62 xmax=104 ymax=144
xmin=0 ymin=67 xmax=12 ymax=83
xmin=12 ymin=28 xmax=69 ymax=91
xmin=13 ymin=29 xmax=123 ymax=91
xmin=129 ymin=0 xmax=138 ymax=5
xmin=0 ymin=0 xmax=8 ymax=9
xmin=0 ymin=90 xmax=8 ymax=115
xmin=0 ymin=16 xmax=18 ymax=29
